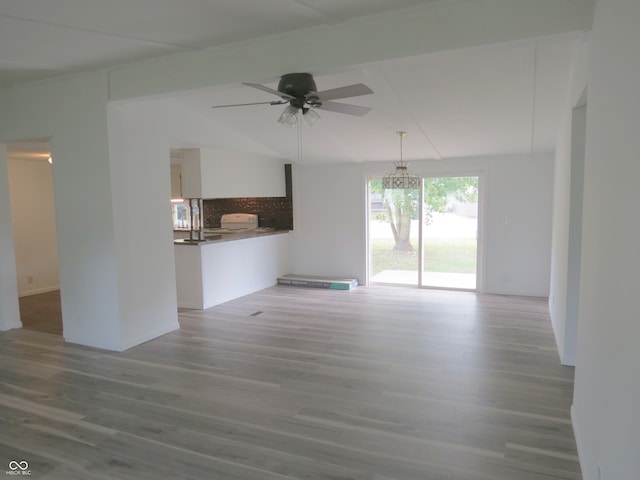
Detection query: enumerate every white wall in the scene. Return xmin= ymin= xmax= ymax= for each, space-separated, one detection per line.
xmin=107 ymin=102 xmax=179 ymax=350
xmin=0 ymin=73 xmax=122 ymax=349
xmin=7 ymin=157 xmax=60 ymax=296
xmin=105 ymin=97 xmax=259 ymax=348
xmin=0 ymin=78 xmax=232 ymax=350
xmin=291 ymin=162 xmax=367 ymax=282
xmin=549 ymin=36 xmax=589 ymax=366
xmin=482 ymin=156 xmax=554 ymax=296
xmin=0 ymin=145 xmax=21 ymax=331
xmin=291 ymin=154 xmax=554 ymax=296
xmin=572 ymin=1 xmax=640 ymax=479
xmin=105 ymin=96 xmax=290 ymax=347
xmin=175 ymin=234 xmax=291 ymax=309
xmin=563 ymin=105 xmax=586 ymax=365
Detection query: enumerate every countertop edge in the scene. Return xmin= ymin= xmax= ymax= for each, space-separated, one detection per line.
xmin=174 ymin=229 xmax=290 ymax=246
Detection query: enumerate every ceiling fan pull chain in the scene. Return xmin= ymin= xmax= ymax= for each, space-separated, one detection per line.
xmin=297 ymin=111 xmax=303 ymax=164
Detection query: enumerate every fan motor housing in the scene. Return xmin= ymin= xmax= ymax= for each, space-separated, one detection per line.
xmin=278 ymin=73 xmax=317 ymax=98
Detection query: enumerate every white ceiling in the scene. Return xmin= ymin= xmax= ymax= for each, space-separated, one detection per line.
xmin=0 ymin=0 xmax=438 ymax=87
xmin=0 ymin=0 xmax=586 ymax=164
xmin=176 ymin=35 xmax=579 ymax=163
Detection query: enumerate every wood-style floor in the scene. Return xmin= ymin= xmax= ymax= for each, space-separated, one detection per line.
xmin=18 ymin=290 xmax=63 ymax=335
xmin=0 ymin=285 xmax=581 ymax=479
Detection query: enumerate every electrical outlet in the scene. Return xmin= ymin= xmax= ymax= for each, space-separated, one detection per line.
xmin=27 ymin=275 xmax=33 ymax=284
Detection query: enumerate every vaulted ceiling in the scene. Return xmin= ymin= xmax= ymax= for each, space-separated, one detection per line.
xmin=0 ymin=0 xmax=443 ymax=88
xmin=0 ymin=1 xmax=593 ymax=164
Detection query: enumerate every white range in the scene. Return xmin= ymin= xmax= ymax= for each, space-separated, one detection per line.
xmin=204 ymin=213 xmax=258 ymax=234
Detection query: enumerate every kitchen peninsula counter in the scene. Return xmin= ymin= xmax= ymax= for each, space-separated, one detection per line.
xmin=174 ymin=228 xmax=288 ymax=245
xmin=174 ymin=229 xmax=291 ymax=309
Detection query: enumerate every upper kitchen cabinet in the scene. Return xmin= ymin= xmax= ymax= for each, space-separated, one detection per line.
xmin=181 ymin=147 xmax=286 ymax=199
xmin=170 ymin=149 xmax=185 ymax=199
xmin=170 ymin=165 xmax=183 ymax=199
xmin=180 ymin=148 xmax=201 ymax=198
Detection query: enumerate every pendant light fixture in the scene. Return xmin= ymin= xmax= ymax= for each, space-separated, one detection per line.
xmin=382 ymin=131 xmax=420 ymax=189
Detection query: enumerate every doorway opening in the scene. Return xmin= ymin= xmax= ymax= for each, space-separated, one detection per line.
xmin=6 ymin=139 xmax=63 ymax=335
xmin=368 ymin=174 xmax=480 ymax=290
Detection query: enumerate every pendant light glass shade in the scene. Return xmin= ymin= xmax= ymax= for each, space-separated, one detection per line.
xmin=303 ymin=108 xmax=320 ymax=126
xmin=278 ymin=105 xmax=320 ymax=128
xmin=278 ymin=105 xmax=299 ymax=128
xmin=382 ymin=131 xmax=420 ymax=189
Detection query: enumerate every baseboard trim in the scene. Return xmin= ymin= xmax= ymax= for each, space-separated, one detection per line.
xmin=119 ymin=322 xmax=180 ymax=352
xmin=64 ymin=321 xmax=180 ymax=352
xmin=0 ymin=319 xmax=23 ymax=331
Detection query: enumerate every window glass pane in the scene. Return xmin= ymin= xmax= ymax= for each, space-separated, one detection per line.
xmin=172 ymin=202 xmax=190 ymax=229
xmin=421 ymin=176 xmax=478 ymax=289
xmin=369 ymin=178 xmax=419 ymax=285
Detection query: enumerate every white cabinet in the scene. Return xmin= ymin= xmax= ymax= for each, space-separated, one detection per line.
xmin=180 ymin=148 xmax=201 ymax=198
xmin=170 ymin=165 xmax=183 ymax=199
xmin=180 ymin=147 xmax=286 ymax=199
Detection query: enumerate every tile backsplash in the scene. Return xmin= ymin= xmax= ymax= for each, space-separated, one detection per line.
xmin=203 ymin=197 xmax=293 ymax=230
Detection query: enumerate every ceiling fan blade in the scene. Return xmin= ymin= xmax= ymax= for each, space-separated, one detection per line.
xmin=315 ymin=100 xmax=371 ymax=116
xmin=243 ymin=82 xmax=295 ymax=100
xmin=210 ymin=100 xmax=287 ymax=109
xmin=315 ymin=83 xmax=373 ymax=101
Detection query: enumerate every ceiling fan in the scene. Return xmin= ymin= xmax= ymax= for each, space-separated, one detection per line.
xmin=210 ymin=73 xmax=373 ymax=127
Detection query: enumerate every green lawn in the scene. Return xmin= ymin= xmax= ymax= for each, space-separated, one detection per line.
xmin=371 ymin=238 xmax=477 ymax=275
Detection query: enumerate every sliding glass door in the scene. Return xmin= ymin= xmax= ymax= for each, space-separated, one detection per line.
xmin=368 ymin=174 xmax=479 ymax=290
xmin=368 ymin=179 xmax=420 ymax=285
xmin=420 ymin=176 xmax=478 ymax=289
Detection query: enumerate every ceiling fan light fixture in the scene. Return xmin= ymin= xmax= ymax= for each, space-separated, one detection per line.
xmin=382 ymin=131 xmax=420 ymax=189
xmin=278 ymin=105 xmax=299 ymax=128
xmin=214 ymin=73 xmax=373 ymax=126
